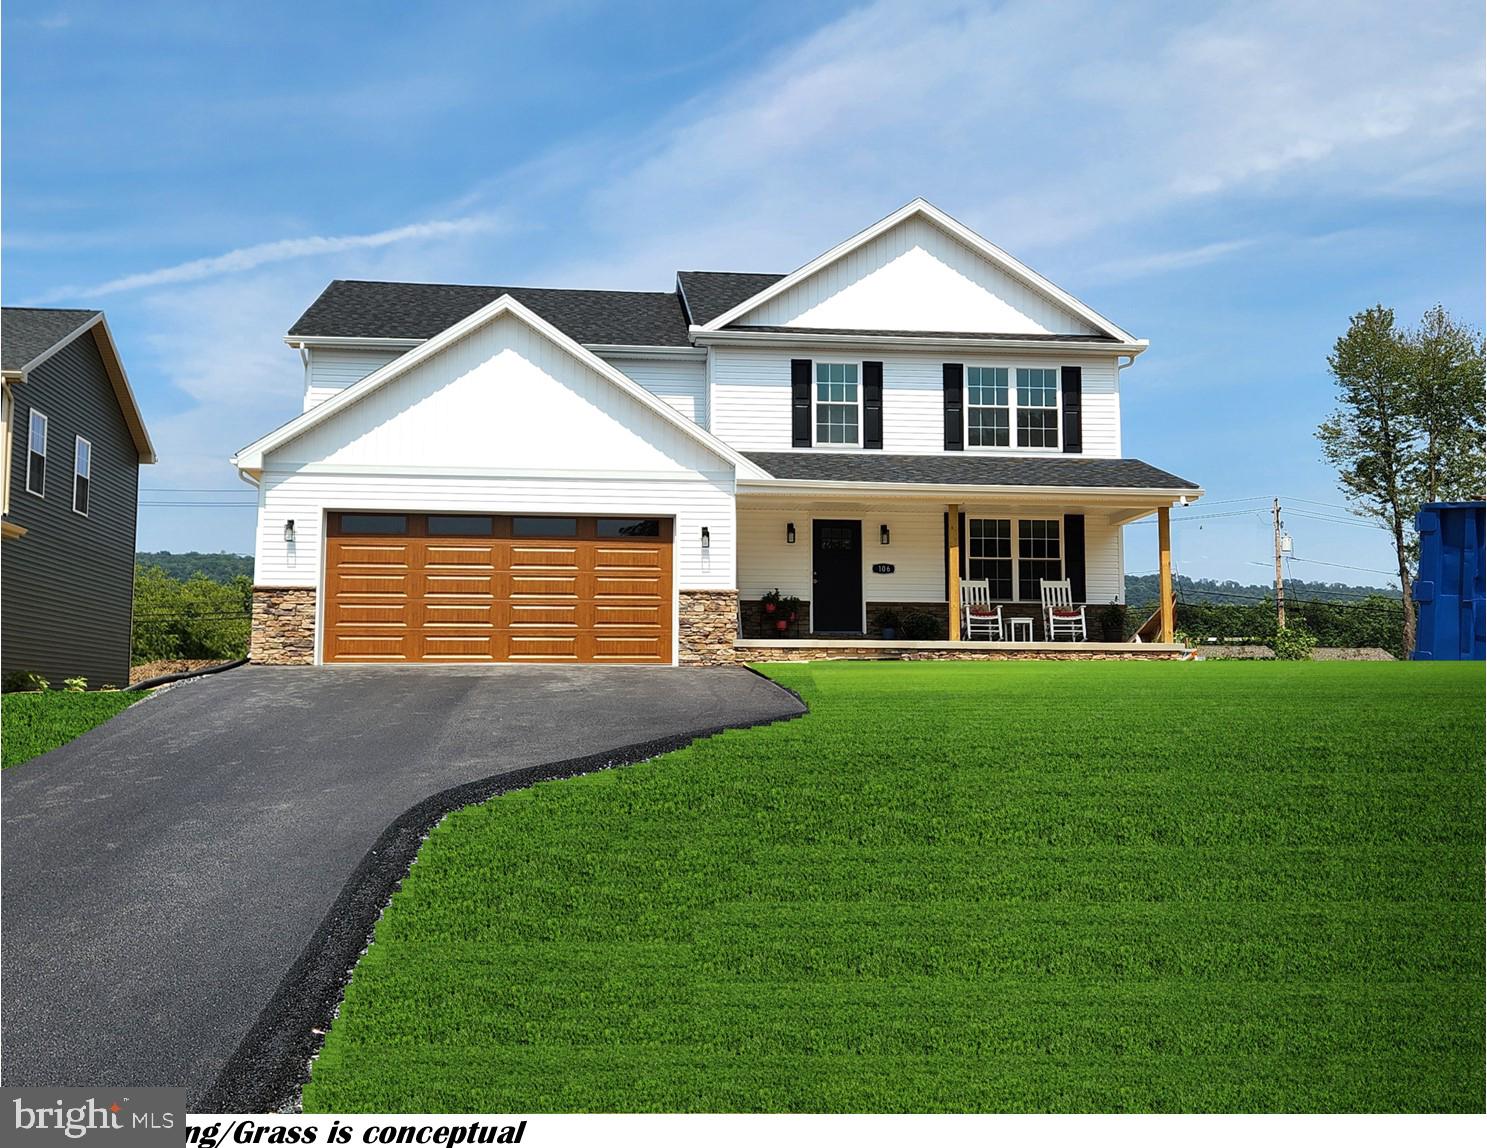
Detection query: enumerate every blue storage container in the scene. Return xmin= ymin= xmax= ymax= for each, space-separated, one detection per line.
xmin=1412 ymin=501 xmax=1485 ymax=660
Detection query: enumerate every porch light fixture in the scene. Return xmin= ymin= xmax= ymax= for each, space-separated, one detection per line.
xmin=701 ymin=526 xmax=710 ymax=550
xmin=880 ymin=524 xmax=890 ymax=546
xmin=283 ymin=519 xmax=295 ymax=543
xmin=786 ymin=522 xmax=796 ymax=544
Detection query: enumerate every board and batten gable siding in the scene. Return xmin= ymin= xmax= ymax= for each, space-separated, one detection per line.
xmin=2 ymin=331 xmax=141 ymax=687
xmin=738 ymin=504 xmax=1123 ymax=605
xmin=711 ymin=346 xmax=1120 ymax=456
xmin=255 ymin=312 xmax=736 ymax=591
xmin=597 ymin=354 xmax=708 ymax=427
xmin=740 ymin=215 xmax=1104 ymax=336
xmin=303 ymin=346 xmax=407 ymax=410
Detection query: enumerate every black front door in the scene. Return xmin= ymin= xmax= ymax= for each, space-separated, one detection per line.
xmin=812 ymin=520 xmax=863 ymax=633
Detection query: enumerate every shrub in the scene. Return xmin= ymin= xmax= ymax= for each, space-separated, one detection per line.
xmin=62 ymin=677 xmax=88 ymax=693
xmin=4 ymin=670 xmax=50 ymax=693
xmin=903 ymin=612 xmax=941 ymax=640
xmin=1271 ymin=622 xmax=1319 ymax=661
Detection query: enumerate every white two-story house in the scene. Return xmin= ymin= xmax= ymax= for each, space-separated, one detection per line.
xmin=233 ymin=200 xmax=1199 ymax=666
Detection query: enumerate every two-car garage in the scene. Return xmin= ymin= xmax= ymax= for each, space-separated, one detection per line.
xmin=323 ymin=512 xmax=674 ymax=664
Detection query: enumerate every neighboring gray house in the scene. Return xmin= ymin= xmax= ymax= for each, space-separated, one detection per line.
xmin=2 ymin=308 xmax=156 ymax=687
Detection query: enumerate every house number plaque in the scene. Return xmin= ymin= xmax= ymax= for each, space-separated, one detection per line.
xmin=871 ymin=563 xmax=895 ymax=574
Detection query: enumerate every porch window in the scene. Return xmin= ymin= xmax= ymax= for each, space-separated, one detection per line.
xmin=1015 ymin=368 xmax=1059 ymax=449
xmin=814 ymin=362 xmax=860 ymax=445
xmin=1017 ymin=518 xmax=1062 ymax=600
xmin=968 ymin=518 xmax=1013 ymax=599
xmin=966 ymin=367 xmax=1009 ymax=447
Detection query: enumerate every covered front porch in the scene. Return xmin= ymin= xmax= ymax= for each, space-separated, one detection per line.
xmin=733 ymin=480 xmax=1186 ymax=658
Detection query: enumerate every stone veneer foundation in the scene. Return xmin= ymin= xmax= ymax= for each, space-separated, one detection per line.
xmin=678 ymin=589 xmax=741 ymax=665
xmin=251 ymin=587 xmax=317 ymax=665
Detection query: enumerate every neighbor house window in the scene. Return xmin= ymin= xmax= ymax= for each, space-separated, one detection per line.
xmin=966 ymin=367 xmax=1010 ymax=448
xmin=814 ymin=362 xmax=860 ymax=445
xmin=1017 ymin=518 xmax=1062 ymax=600
xmin=968 ymin=517 xmax=1064 ymax=600
xmin=1015 ymin=367 xmax=1059 ymax=449
xmin=26 ymin=409 xmax=47 ymax=496
xmin=968 ymin=518 xmax=1013 ymax=599
xmin=73 ymin=436 xmax=91 ymax=515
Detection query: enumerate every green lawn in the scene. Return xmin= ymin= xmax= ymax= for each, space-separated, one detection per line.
xmin=1 ymin=690 xmax=144 ymax=768
xmin=303 ymin=661 xmax=1485 ymax=1113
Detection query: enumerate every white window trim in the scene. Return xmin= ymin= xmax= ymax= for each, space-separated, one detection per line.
xmin=810 ymin=359 xmax=864 ymax=450
xmin=966 ymin=515 xmax=1064 ymax=602
xmin=964 ymin=362 xmax=1063 ymax=453
xmin=25 ymin=408 xmax=47 ymax=497
xmin=73 ymin=435 xmax=92 ymax=516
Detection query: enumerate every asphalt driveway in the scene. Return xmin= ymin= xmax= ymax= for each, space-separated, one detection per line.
xmin=1 ymin=665 xmax=803 ymax=1107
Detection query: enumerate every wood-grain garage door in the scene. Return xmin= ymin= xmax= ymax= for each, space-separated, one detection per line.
xmin=323 ymin=513 xmax=673 ymax=663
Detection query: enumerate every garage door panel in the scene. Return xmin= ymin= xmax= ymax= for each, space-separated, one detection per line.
xmin=325 ymin=514 xmax=673 ymax=664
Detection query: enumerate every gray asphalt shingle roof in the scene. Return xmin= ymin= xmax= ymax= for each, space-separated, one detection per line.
xmin=2 ymin=308 xmax=101 ymax=372
xmin=676 ymin=271 xmax=785 ymax=325
xmin=287 ymin=281 xmax=694 ymax=346
xmin=743 ymin=452 xmax=1199 ymax=490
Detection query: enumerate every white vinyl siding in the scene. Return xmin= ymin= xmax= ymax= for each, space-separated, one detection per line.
xmin=258 ymin=313 xmax=738 ymax=592
xmin=711 ymin=347 xmax=1120 ymax=456
xmin=598 ymin=355 xmax=708 ymax=427
xmin=738 ymin=503 xmax=1123 ymax=605
xmin=303 ymin=347 xmax=408 ymax=410
xmin=740 ymin=215 xmax=1103 ymax=336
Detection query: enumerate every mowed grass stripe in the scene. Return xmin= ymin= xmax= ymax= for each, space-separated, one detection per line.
xmin=302 ymin=661 xmax=1484 ymax=1113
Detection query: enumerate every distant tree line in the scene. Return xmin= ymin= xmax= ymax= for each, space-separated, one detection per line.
xmin=1124 ymin=573 xmax=1401 ymax=608
xmin=132 ymin=564 xmax=252 ymax=665
xmin=135 ymin=551 xmax=254 ymax=583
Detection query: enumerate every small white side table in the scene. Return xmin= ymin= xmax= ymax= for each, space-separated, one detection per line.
xmin=1006 ymin=617 xmax=1033 ymax=642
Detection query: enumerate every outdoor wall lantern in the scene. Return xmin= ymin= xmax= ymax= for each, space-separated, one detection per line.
xmin=283 ymin=519 xmax=296 ymax=543
xmin=880 ymin=524 xmax=891 ymax=546
xmin=701 ymin=526 xmax=710 ymax=549
xmin=786 ymin=522 xmax=796 ymax=544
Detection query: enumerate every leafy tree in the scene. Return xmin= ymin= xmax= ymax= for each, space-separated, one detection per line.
xmin=1407 ymin=304 xmax=1485 ymax=503
xmin=132 ymin=565 xmax=252 ymax=664
xmin=134 ymin=551 xmax=254 ymax=584
xmin=1317 ymin=306 xmax=1421 ymax=654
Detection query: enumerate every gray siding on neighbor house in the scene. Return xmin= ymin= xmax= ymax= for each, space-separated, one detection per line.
xmin=3 ymin=331 xmax=141 ymax=687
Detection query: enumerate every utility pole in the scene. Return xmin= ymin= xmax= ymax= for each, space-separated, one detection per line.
xmin=1272 ymin=498 xmax=1285 ymax=630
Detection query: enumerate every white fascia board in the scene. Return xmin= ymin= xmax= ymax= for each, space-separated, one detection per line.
xmin=736 ymin=477 xmax=1203 ymax=502
xmin=584 ymin=344 xmax=708 ymax=360
xmin=701 ymin=198 xmax=1137 ymax=344
xmin=285 ymin=334 xmax=707 ymax=361
xmin=236 ymin=295 xmax=767 ymax=479
xmin=691 ymin=327 xmax=1147 ymax=356
xmin=284 ymin=335 xmax=424 ymax=348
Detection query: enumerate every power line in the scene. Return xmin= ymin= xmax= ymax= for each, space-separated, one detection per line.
xmin=1285 ymin=556 xmax=1400 ymax=577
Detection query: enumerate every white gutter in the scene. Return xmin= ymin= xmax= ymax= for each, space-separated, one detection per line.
xmin=736 ymin=478 xmax=1203 ymax=501
xmin=691 ymin=327 xmax=1148 ymax=355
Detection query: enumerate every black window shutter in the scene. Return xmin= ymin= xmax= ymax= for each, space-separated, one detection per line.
xmin=791 ymin=359 xmax=812 ymax=447
xmin=1063 ymin=514 xmax=1086 ymax=603
xmin=942 ymin=363 xmax=964 ymax=451
xmin=1060 ymin=366 xmax=1082 ymax=454
xmin=863 ymin=361 xmax=883 ymax=449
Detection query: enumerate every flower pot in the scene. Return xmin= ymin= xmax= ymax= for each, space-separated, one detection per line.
xmin=764 ymin=602 xmax=777 ymax=614
xmin=882 ymin=627 xmax=896 ymax=640
xmin=775 ymin=619 xmax=789 ymax=633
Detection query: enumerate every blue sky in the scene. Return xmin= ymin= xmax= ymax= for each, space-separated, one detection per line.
xmin=4 ymin=0 xmax=1483 ymax=589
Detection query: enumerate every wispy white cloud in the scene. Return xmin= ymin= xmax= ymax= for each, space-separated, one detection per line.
xmin=1084 ymin=239 xmax=1259 ymax=285
xmin=28 ymin=215 xmax=504 ymax=303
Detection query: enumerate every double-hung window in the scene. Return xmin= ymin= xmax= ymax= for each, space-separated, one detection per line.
xmin=1017 ymin=518 xmax=1062 ymax=600
xmin=73 ymin=437 xmax=92 ymax=515
xmin=814 ymin=362 xmax=860 ymax=445
xmin=26 ymin=409 xmax=47 ymax=496
xmin=1015 ymin=367 xmax=1059 ymax=448
xmin=968 ymin=517 xmax=1063 ymax=600
xmin=967 ymin=367 xmax=1009 ymax=447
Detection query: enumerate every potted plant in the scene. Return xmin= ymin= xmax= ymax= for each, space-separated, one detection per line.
xmin=878 ymin=609 xmax=901 ymax=640
xmin=761 ymin=588 xmax=783 ymax=616
xmin=778 ymin=595 xmax=803 ymax=635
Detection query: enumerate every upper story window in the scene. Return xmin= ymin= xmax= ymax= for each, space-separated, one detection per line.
xmin=73 ymin=437 xmax=92 ymax=515
xmin=26 ymin=409 xmax=47 ymax=496
xmin=814 ymin=362 xmax=860 ymax=446
xmin=1015 ymin=367 xmax=1059 ymax=449
xmin=967 ymin=367 xmax=1009 ymax=448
